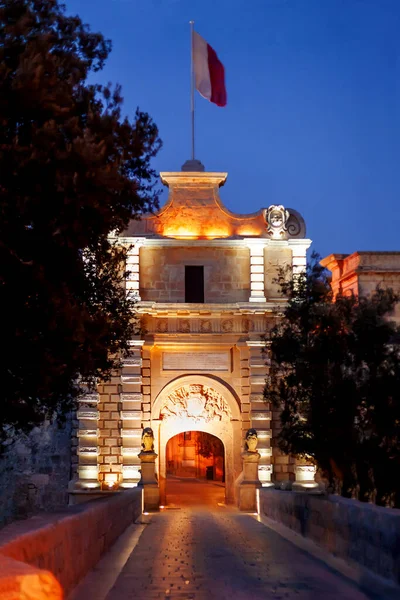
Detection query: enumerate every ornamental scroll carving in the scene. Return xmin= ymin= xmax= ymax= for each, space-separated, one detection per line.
xmin=263 ymin=205 xmax=303 ymax=239
xmin=264 ymin=205 xmax=290 ymax=239
xmin=160 ymin=384 xmax=231 ymax=422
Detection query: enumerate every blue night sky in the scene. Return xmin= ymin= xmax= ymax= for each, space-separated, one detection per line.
xmin=64 ymin=0 xmax=399 ymax=259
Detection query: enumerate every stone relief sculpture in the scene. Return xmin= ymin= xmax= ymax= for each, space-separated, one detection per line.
xmin=156 ymin=319 xmax=168 ymax=333
xmin=141 ymin=427 xmax=155 ymax=452
xmin=177 ymin=319 xmax=190 ymax=333
xmin=221 ymin=319 xmax=233 ymax=333
xmin=200 ymin=319 xmax=212 ymax=333
xmin=264 ymin=205 xmax=290 ymax=239
xmin=160 ymin=384 xmax=231 ymax=422
xmin=242 ymin=318 xmax=255 ymax=333
xmin=245 ymin=428 xmax=258 ymax=452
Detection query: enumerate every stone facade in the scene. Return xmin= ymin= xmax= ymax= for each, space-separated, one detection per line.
xmin=70 ymin=168 xmax=313 ymax=504
xmin=0 ymin=417 xmax=72 ymax=528
xmin=321 ymin=251 xmax=400 ymax=321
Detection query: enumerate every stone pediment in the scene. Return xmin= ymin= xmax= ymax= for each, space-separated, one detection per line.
xmin=124 ymin=171 xmax=306 ymax=240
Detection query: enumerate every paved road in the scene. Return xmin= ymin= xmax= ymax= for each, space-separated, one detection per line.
xmin=105 ymin=480 xmax=377 ymax=600
xmin=165 ymin=477 xmax=225 ymax=508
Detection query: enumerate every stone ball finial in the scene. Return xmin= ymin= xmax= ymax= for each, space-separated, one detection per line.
xmin=141 ymin=427 xmax=154 ymax=452
xmin=181 ymin=159 xmax=205 ymax=172
xmin=245 ymin=428 xmax=258 ymax=452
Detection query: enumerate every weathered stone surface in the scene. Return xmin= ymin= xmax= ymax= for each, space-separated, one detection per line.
xmin=139 ymin=246 xmax=251 ymax=303
xmin=0 ymin=416 xmax=72 ymax=528
xmin=321 ymin=252 xmax=400 ymax=322
xmin=0 ymin=555 xmax=62 ymax=599
xmin=260 ymin=489 xmax=400 ymax=586
xmin=0 ymin=489 xmax=141 ymax=597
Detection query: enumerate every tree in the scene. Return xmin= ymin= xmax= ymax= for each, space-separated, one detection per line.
xmin=0 ymin=0 xmax=161 ymax=446
xmin=196 ymin=432 xmax=224 ymax=459
xmin=265 ymin=254 xmax=400 ymax=507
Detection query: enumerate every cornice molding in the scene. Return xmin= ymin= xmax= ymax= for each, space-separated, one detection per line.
xmin=135 ymin=301 xmax=285 ymax=317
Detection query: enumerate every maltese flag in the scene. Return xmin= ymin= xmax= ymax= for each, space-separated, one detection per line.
xmin=193 ymin=31 xmax=227 ymax=107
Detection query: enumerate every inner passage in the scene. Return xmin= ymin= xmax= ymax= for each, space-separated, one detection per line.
xmin=165 ymin=431 xmax=225 ymax=506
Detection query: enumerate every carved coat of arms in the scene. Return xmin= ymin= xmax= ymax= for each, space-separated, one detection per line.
xmin=160 ymin=384 xmax=231 ymax=422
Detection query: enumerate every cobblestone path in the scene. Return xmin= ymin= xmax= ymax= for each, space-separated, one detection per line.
xmin=105 ymin=506 xmax=376 ymax=600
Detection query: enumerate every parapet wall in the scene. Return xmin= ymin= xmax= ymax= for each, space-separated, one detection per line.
xmin=260 ymin=489 xmax=400 ymax=586
xmin=0 ymin=489 xmax=142 ymax=597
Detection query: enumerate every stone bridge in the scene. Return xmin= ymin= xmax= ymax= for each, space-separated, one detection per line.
xmin=0 ymin=482 xmax=399 ymax=600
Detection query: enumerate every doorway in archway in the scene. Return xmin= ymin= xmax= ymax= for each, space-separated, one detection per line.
xmin=165 ymin=431 xmax=225 ymax=507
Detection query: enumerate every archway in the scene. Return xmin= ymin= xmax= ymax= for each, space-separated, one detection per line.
xmin=165 ymin=431 xmax=225 ymax=507
xmin=151 ymin=375 xmax=242 ymax=505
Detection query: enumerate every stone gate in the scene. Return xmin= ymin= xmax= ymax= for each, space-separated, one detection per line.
xmin=69 ymin=164 xmax=317 ymax=504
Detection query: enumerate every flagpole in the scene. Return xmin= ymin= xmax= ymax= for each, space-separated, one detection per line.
xmin=190 ymin=20 xmax=195 ymax=160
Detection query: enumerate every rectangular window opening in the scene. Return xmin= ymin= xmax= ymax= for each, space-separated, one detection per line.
xmin=185 ymin=266 xmax=204 ymax=303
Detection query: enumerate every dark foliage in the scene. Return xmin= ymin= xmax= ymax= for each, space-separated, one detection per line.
xmin=196 ymin=433 xmax=224 ymax=459
xmin=0 ymin=0 xmax=161 ymax=445
xmin=265 ymin=253 xmax=400 ymax=507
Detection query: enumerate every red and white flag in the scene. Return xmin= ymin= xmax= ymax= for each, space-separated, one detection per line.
xmin=193 ymin=31 xmax=227 ymax=107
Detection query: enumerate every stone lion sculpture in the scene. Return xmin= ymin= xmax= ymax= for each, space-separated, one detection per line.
xmin=245 ymin=428 xmax=258 ymax=452
xmin=141 ymin=427 xmax=154 ymax=452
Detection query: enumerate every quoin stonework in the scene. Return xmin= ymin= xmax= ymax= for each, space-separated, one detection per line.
xmin=69 ymin=164 xmax=316 ymax=505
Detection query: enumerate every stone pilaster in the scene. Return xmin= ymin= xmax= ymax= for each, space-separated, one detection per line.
xmin=288 ymin=239 xmax=312 ymax=277
xmin=120 ymin=340 xmax=144 ymax=488
xmin=246 ymin=340 xmax=273 ymax=486
xmin=237 ymin=341 xmax=251 ymax=440
xmin=245 ymin=239 xmax=267 ymax=302
xmin=125 ymin=239 xmax=144 ymax=300
xmin=98 ymin=378 xmax=122 ymax=489
xmin=75 ymin=392 xmax=101 ymax=489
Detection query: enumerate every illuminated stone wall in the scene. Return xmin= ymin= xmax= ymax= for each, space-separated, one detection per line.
xmin=321 ymin=251 xmax=400 ymax=322
xmin=70 ymin=168 xmax=314 ymax=501
xmin=140 ymin=246 xmax=250 ymax=303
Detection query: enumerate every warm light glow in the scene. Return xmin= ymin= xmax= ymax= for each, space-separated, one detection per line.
xmin=160 ymin=505 xmax=165 ymax=509
xmin=121 ymin=447 xmax=140 ymax=456
xmin=104 ymin=473 xmax=119 ymax=489
xmin=162 ymin=225 xmax=199 ymax=239
xmin=82 ymin=482 xmax=100 ymax=489
xmin=237 ymin=226 xmax=260 ymax=236
xmin=78 ymin=465 xmax=99 ymax=480
xmin=203 ymin=226 xmax=231 ymax=239
xmin=161 ymin=223 xmax=232 ymax=240
xmin=143 ymin=512 xmax=149 ymax=515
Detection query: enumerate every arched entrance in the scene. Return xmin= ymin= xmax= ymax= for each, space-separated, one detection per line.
xmin=165 ymin=431 xmax=225 ymax=506
xmin=151 ymin=375 xmax=242 ymax=505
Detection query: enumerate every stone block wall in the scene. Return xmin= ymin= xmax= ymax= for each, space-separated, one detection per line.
xmin=98 ymin=377 xmax=123 ymax=488
xmin=0 ymin=489 xmax=142 ymax=597
xmin=0 ymin=416 xmax=72 ymax=529
xmin=140 ymin=246 xmax=250 ymax=303
xmin=260 ymin=489 xmax=400 ymax=585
